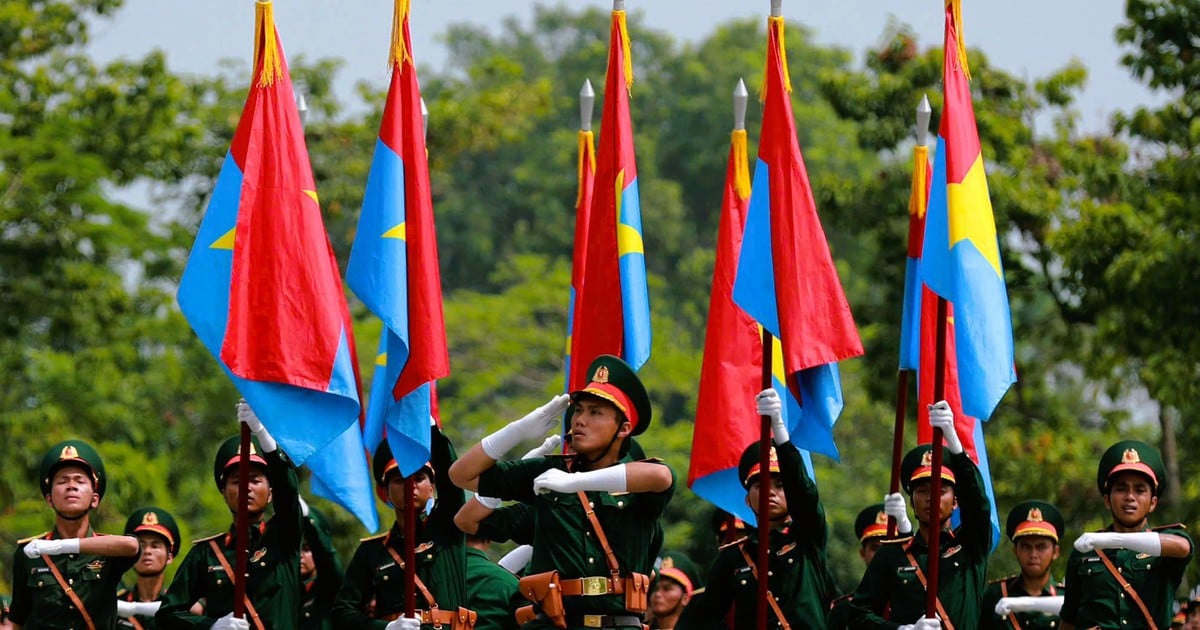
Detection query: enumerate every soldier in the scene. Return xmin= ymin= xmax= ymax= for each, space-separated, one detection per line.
xmin=678 ymin=388 xmax=839 ymax=630
xmin=300 ymin=503 xmax=342 ymax=630
xmin=847 ymin=401 xmax=992 ymax=630
xmin=1060 ymin=440 xmax=1193 ymax=630
xmin=156 ymin=402 xmax=300 ymax=630
xmin=449 ymin=354 xmax=675 ymax=630
xmin=981 ymin=501 xmax=1066 ymax=629
xmin=10 ymin=439 xmax=141 ymax=629
xmin=827 ymin=500 xmax=914 ymax=629
xmin=464 ymin=533 xmax=520 ymax=630
xmin=117 ymin=507 xmax=183 ymax=629
xmin=647 ymin=552 xmax=702 ymax=630
xmin=331 ymin=426 xmax=472 ymax=630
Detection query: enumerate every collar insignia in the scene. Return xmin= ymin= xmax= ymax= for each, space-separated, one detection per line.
xmin=249 ymin=548 xmax=267 ymax=563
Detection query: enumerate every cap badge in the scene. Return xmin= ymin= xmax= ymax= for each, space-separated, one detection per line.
xmin=875 ymin=511 xmax=889 ymax=526
xmin=1122 ymin=448 xmax=1141 ymax=464
xmin=920 ymin=450 xmax=933 ymax=467
xmin=1027 ymin=507 xmax=1043 ymax=522
xmin=60 ymin=445 xmax=80 ymax=460
xmin=593 ymin=365 xmax=610 ymax=384
xmin=142 ymin=512 xmax=159 ymax=526
xmin=661 ymin=557 xmax=675 ymax=570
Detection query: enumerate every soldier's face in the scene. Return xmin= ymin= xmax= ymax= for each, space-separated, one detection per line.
xmin=222 ymin=467 xmax=272 ymax=516
xmin=1013 ymin=536 xmax=1058 ymax=579
xmin=910 ymin=481 xmax=956 ymax=526
xmin=649 ymin=579 xmax=688 ymax=617
xmin=45 ymin=465 xmax=99 ymax=518
xmin=569 ymin=398 xmax=630 ymax=457
xmin=134 ymin=534 xmax=171 ymax=576
xmin=300 ymin=543 xmax=315 ymax=577
xmin=386 ymin=469 xmax=435 ymax=508
xmin=1104 ymin=471 xmax=1157 ymax=529
xmin=860 ymin=538 xmax=884 ymax=566
xmin=746 ymin=473 xmax=788 ymax=522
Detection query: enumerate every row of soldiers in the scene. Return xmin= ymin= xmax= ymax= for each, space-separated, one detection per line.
xmin=6 ymin=355 xmax=1195 ymax=629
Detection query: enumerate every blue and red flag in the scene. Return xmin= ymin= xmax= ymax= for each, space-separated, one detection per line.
xmin=731 ymin=15 xmax=864 ymax=461
xmin=347 ymin=0 xmax=450 ymax=479
xmin=177 ymin=1 xmax=376 ymax=529
xmin=568 ymin=7 xmax=651 ymax=388
xmin=898 ymin=144 xmax=931 ymax=371
xmin=564 ymin=123 xmax=597 ymax=392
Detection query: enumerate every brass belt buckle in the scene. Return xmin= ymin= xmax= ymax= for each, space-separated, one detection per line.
xmin=583 ymin=614 xmax=604 ymax=627
xmin=581 ymin=576 xmax=608 ymax=595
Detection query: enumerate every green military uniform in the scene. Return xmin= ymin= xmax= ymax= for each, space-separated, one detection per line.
xmin=477 ymin=355 xmax=674 ymax=630
xmin=1060 ymin=441 xmax=1193 ymax=629
xmin=475 ymin=503 xmax=535 ymax=547
xmin=10 ymin=440 xmax=137 ymax=630
xmin=827 ymin=504 xmax=893 ymax=630
xmin=648 ymin=551 xmax=702 ymax=630
xmin=117 ymin=507 xmax=182 ymax=630
xmin=157 ymin=436 xmax=302 ymax=629
xmin=980 ymin=500 xmax=1066 ymax=630
xmin=301 ymin=506 xmax=342 ymax=630
xmin=848 ymin=445 xmax=992 ymax=630
xmin=678 ymin=441 xmax=838 ymax=630
xmin=466 ymin=546 xmax=520 ymax=630
xmin=331 ymin=428 xmax=469 ymax=629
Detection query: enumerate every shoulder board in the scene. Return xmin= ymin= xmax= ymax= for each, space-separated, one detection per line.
xmin=17 ymin=532 xmax=50 ymax=544
xmin=881 ymin=536 xmax=913 ymax=545
xmin=719 ymin=536 xmax=749 ymax=550
xmin=635 ymin=457 xmax=665 ymax=464
xmin=988 ymin=575 xmax=1018 ymax=585
xmin=1152 ymin=522 xmax=1186 ymax=532
xmin=360 ymin=532 xmax=388 ymax=543
xmin=191 ymin=532 xmax=224 ymax=544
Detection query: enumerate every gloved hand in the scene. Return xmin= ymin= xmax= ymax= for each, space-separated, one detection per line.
xmin=237 ymin=399 xmax=277 ymax=452
xmin=498 ymin=544 xmax=534 ymax=574
xmin=996 ymin=595 xmax=1064 ymax=616
xmin=384 ymin=615 xmax=422 ymax=630
xmin=1073 ymin=531 xmax=1162 ymax=555
xmin=884 ymin=492 xmax=913 ymax=535
xmin=755 ymin=388 xmax=788 ymax=444
xmin=23 ymin=538 xmax=80 ymax=558
xmin=117 ymin=600 xmax=161 ymax=618
xmin=897 ymin=616 xmax=942 ymax=630
xmin=927 ymin=400 xmax=962 ymax=454
xmin=533 ymin=465 xmax=627 ymax=495
xmin=522 ymin=434 xmax=564 ymax=459
xmin=211 ymin=613 xmax=251 ymax=630
xmin=481 ymin=394 xmax=571 ymax=459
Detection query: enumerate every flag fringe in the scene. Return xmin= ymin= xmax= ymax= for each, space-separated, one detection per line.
xmin=253 ymin=1 xmax=282 ymax=88
xmin=731 ymin=130 xmax=751 ymax=200
xmin=614 ymin=10 xmax=634 ymax=89
xmin=389 ymin=0 xmax=412 ymax=70
xmin=577 ymin=130 xmax=596 ymax=208
xmin=761 ymin=16 xmax=793 ymax=103
xmin=948 ymin=0 xmax=972 ymax=80
xmin=909 ymin=145 xmax=928 ymax=218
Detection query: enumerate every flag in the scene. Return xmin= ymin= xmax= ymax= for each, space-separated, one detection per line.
xmin=568 ymin=7 xmax=651 ymax=388
xmin=346 ymin=0 xmax=449 ymax=477
xmin=918 ymin=1 xmax=1016 ymax=421
xmin=176 ymin=1 xmax=375 ymax=528
xmin=731 ymin=15 xmax=863 ymax=461
xmin=898 ymin=144 xmax=931 ymax=370
xmin=564 ymin=126 xmax=597 ymax=391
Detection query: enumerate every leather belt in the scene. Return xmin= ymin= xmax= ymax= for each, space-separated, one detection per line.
xmin=558 ymin=576 xmax=625 ymax=596
xmin=540 ymin=613 xmax=643 ymax=628
xmin=383 ymin=608 xmax=464 ymax=625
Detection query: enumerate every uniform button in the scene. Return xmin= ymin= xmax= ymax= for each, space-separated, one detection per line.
xmin=740 ymin=580 xmax=747 ymax=586
xmin=617 ymin=501 xmax=624 ymax=508
xmin=260 ymin=562 xmax=267 ymax=567
xmin=427 ymin=554 xmax=433 ymax=560
xmin=768 ymin=571 xmax=774 ymax=576
xmin=588 ymin=558 xmax=594 ymax=564
xmin=69 ymin=578 xmax=74 ymax=585
xmin=217 ymin=579 xmax=223 ymax=585
xmin=586 ymin=531 xmax=591 ymax=537
xmin=589 ymin=502 xmax=595 ymax=508
xmin=787 ymin=558 xmax=793 ymax=564
xmin=383 ymin=575 xmax=389 ymax=581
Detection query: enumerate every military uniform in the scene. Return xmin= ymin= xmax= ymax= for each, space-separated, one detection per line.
xmin=331 ymin=428 xmax=469 ymax=629
xmin=9 ymin=440 xmax=137 ymax=630
xmin=647 ymin=552 xmax=703 ymax=630
xmin=678 ymin=441 xmax=837 ymax=630
xmin=980 ymin=500 xmax=1067 ymax=630
xmin=465 ymin=546 xmax=520 ymax=630
xmin=848 ymin=445 xmax=992 ymax=630
xmin=156 ymin=436 xmax=302 ymax=629
xmin=117 ymin=507 xmax=183 ymax=630
xmin=300 ymin=506 xmax=342 ymax=630
xmin=827 ymin=505 xmax=894 ymax=630
xmin=1060 ymin=441 xmax=1193 ymax=630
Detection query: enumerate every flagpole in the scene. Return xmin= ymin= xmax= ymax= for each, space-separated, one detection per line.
xmin=403 ymin=477 xmax=416 ymax=617
xmin=232 ymin=410 xmax=252 ymax=619
xmin=757 ymin=329 xmax=774 ymax=630
xmin=925 ymin=296 xmax=949 ymax=620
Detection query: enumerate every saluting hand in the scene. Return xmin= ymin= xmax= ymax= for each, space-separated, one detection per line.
xmin=481 ymin=393 xmax=571 ymax=459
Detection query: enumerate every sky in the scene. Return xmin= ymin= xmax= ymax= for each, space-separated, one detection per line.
xmin=87 ymin=0 xmax=1167 ymax=134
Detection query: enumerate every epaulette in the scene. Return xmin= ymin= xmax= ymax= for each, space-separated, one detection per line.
xmin=192 ymin=532 xmax=224 ymax=545
xmin=881 ymin=535 xmax=912 ymax=544
xmin=634 ymin=457 xmax=665 ymax=464
xmin=719 ymin=536 xmax=749 ymax=550
xmin=988 ymin=574 xmax=1018 ymax=585
xmin=17 ymin=532 xmax=49 ymax=544
xmin=360 ymin=532 xmax=388 ymax=543
xmin=1152 ymin=522 xmax=1187 ymax=532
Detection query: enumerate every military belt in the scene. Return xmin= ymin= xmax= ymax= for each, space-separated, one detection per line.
xmin=540 ymin=613 xmax=643 ymax=628
xmin=558 ymin=576 xmax=625 ymax=596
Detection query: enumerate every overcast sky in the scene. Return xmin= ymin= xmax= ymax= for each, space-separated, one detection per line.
xmin=87 ymin=0 xmax=1166 ymax=133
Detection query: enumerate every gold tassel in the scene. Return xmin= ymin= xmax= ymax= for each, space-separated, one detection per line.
xmin=761 ymin=17 xmax=793 ymax=103
xmin=910 ymin=146 xmax=929 ymax=218
xmin=576 ymin=130 xmax=596 ymax=209
xmin=614 ymin=10 xmax=634 ymax=89
xmin=253 ymin=1 xmax=282 ymax=87
xmin=948 ymin=0 xmax=972 ymax=80
xmin=731 ymin=130 xmax=751 ymax=200
xmin=389 ymin=0 xmax=412 ymax=70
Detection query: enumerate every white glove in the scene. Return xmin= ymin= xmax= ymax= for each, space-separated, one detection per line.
xmin=884 ymin=492 xmax=913 ymax=535
xmin=23 ymin=538 xmax=80 ymax=558
xmin=212 ymin=613 xmax=251 ymax=630
xmin=533 ymin=465 xmax=627 ymax=495
xmin=498 ymin=544 xmax=534 ymax=574
xmin=523 ymin=434 xmax=564 ymax=459
xmin=481 ymin=394 xmax=571 ymax=459
xmin=474 ymin=494 xmax=503 ymax=510
xmin=1073 ymin=531 xmax=1162 ymax=555
xmin=385 ymin=615 xmax=422 ymax=630
xmin=117 ymin=600 xmax=161 ymax=617
xmin=995 ymin=595 xmax=1064 ymax=616
xmin=755 ymin=388 xmax=788 ymax=444
xmin=237 ymin=399 xmax=277 ymax=452
xmin=898 ymin=617 xmax=942 ymax=630
xmin=928 ymin=400 xmax=962 ymax=454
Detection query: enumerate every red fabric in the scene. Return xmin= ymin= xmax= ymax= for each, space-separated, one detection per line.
xmin=567 ymin=133 xmax=596 ymax=392
xmin=940 ymin=9 xmax=982 ymax=186
xmin=915 ymin=287 xmax=980 ymax=463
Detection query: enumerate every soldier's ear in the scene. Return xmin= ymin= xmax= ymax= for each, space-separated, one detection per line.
xmin=616 ymin=420 xmax=633 ymax=439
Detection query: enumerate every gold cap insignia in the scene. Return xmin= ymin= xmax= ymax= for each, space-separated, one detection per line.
xmin=1027 ymin=507 xmax=1043 ymax=522
xmin=661 ymin=557 xmax=675 ymax=570
xmin=875 ymin=511 xmax=889 ymax=526
xmin=920 ymin=451 xmax=933 ymax=467
xmin=593 ymin=365 xmax=610 ymax=384
xmin=1122 ymin=448 xmax=1141 ymax=464
xmin=142 ymin=511 xmax=159 ymax=526
xmin=60 ymin=445 xmax=79 ymax=460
